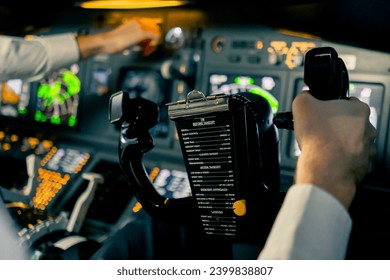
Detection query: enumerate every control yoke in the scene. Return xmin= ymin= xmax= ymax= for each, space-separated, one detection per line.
xmin=109 ymin=46 xmax=349 ymax=242
xmin=304 ymin=47 xmax=349 ymax=100
xmin=273 ymin=46 xmax=349 ymax=129
xmin=109 ymin=90 xmax=280 ymax=242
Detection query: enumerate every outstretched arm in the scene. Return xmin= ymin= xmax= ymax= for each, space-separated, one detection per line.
xmin=0 ymin=17 xmax=161 ymax=82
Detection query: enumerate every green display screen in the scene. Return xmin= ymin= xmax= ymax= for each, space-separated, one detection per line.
xmin=35 ymin=64 xmax=81 ymax=127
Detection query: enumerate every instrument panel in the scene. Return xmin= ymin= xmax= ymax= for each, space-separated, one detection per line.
xmin=1 ymin=6 xmax=390 ymax=259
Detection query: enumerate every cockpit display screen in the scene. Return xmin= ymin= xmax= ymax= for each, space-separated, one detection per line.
xmin=34 ymin=64 xmax=81 ymax=128
xmin=0 ymin=79 xmax=30 ymax=118
xmin=208 ymin=73 xmax=280 ymax=113
xmin=119 ymin=68 xmax=173 ymax=138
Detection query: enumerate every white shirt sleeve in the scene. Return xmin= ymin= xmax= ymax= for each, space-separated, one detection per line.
xmin=0 ymin=33 xmax=80 ymax=82
xmin=0 ymin=198 xmax=31 ymax=259
xmin=258 ymin=183 xmax=352 ymax=260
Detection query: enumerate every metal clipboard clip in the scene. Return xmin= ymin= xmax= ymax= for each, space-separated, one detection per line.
xmin=167 ymin=90 xmax=230 ymax=120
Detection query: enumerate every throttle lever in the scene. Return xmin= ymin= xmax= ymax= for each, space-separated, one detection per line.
xmin=273 ymin=46 xmax=349 ymax=130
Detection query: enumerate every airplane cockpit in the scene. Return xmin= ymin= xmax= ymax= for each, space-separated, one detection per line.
xmin=1 ymin=0 xmax=390 ymax=260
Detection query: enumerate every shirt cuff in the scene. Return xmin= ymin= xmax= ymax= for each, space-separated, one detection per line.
xmin=258 ymin=183 xmax=352 ymax=260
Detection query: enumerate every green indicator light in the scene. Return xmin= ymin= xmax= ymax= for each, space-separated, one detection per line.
xmin=37 ymin=84 xmax=49 ymax=98
xmin=35 ymin=111 xmax=42 ymax=121
xmin=68 ymin=116 xmax=77 ymax=127
xmin=248 ymin=87 xmax=279 ymax=114
xmin=349 ymin=83 xmax=354 ymax=92
xmin=62 ymin=71 xmax=81 ymax=95
xmin=234 ymin=76 xmax=254 ymax=85
xmin=35 ymin=111 xmax=47 ymax=122
xmin=50 ymin=116 xmax=61 ymax=124
xmin=37 ymin=82 xmax=60 ymax=107
xmin=37 ymin=84 xmax=53 ymax=106
xmin=18 ymin=108 xmax=27 ymax=115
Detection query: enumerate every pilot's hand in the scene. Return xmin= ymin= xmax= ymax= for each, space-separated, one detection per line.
xmin=77 ymin=17 xmax=161 ymax=60
xmin=134 ymin=17 xmax=162 ymax=56
xmin=292 ymin=90 xmax=377 ymax=209
xmin=107 ymin=17 xmax=161 ymax=56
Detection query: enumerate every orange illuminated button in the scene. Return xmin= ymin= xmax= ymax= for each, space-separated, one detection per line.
xmin=233 ymin=199 xmax=246 ymax=216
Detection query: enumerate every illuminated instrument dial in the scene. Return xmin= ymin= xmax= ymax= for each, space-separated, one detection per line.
xmin=209 ymin=73 xmax=280 ymax=113
xmin=35 ymin=64 xmax=80 ymax=127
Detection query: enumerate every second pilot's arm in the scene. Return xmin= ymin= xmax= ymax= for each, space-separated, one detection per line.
xmin=0 ymin=17 xmax=161 ymax=82
xmin=0 ymin=33 xmax=79 ymax=82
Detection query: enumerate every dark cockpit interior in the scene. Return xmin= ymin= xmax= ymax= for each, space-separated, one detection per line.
xmin=1 ymin=0 xmax=390 ymax=260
